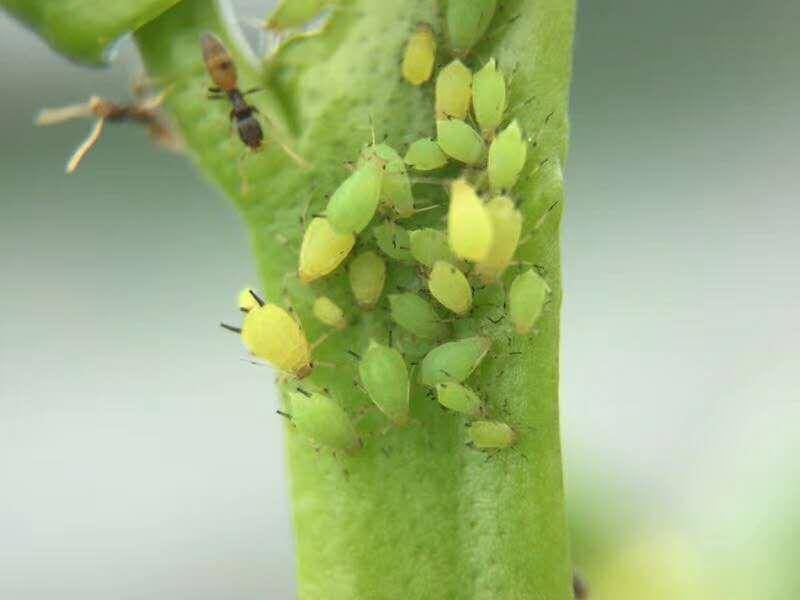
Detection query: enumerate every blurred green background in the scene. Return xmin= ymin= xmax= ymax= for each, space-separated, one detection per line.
xmin=1 ymin=1 xmax=798 ymax=598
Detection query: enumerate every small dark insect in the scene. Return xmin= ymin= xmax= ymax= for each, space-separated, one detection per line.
xmin=36 ymin=90 xmax=179 ymax=173
xmin=573 ymin=570 xmax=589 ymax=599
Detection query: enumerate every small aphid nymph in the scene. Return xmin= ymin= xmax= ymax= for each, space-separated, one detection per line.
xmin=358 ymin=341 xmax=410 ymax=426
xmin=348 ymin=251 xmax=386 ymax=309
xmin=428 ymin=260 xmax=473 ymax=315
xmin=409 ymin=228 xmax=461 ymax=269
xmin=447 ymin=180 xmax=493 ymax=262
xmin=436 ymin=119 xmax=485 ymax=165
xmin=326 ymin=160 xmax=383 ymax=234
xmin=445 ymin=0 xmax=498 ymax=57
xmin=312 ymin=296 xmax=347 ymax=330
xmin=404 ymin=138 xmax=449 ymax=171
xmin=299 ymin=217 xmax=356 ymax=283
xmin=509 ymin=268 xmax=551 ymax=335
xmin=467 ymin=420 xmax=518 ymax=450
xmin=388 ymin=293 xmax=449 ymax=340
xmin=419 ymin=336 xmax=491 ymax=387
xmin=287 ymin=388 xmax=361 ymax=454
xmin=402 ymin=23 xmax=437 ymax=86
xmin=488 ymin=120 xmax=528 ymax=192
xmin=435 ymin=60 xmax=473 ymax=120
xmin=436 ymin=382 xmax=483 ymax=417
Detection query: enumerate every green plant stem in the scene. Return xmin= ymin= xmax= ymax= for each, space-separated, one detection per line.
xmin=137 ymin=0 xmax=576 ymax=598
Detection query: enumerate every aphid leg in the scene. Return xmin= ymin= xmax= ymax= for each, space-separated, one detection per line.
xmin=309 ymin=330 xmax=333 ymax=352
xmin=65 ymin=118 xmax=107 ymax=173
xmin=35 ymin=99 xmax=96 ymax=126
xmin=237 ymin=149 xmax=254 ymax=196
xmin=243 ymin=86 xmax=264 ymax=96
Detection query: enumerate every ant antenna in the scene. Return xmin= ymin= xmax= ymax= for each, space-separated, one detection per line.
xmin=220 ymin=322 xmax=242 ymax=334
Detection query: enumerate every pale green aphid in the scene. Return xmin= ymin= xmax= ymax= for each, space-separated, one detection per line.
xmin=361 ymin=143 xmax=414 ymax=218
xmin=509 ymin=268 xmax=551 ymax=334
xmin=312 ymin=296 xmax=347 ymax=331
xmin=299 ymin=217 xmax=356 ymax=283
xmin=326 ymin=160 xmax=382 ymax=234
xmin=488 ymin=120 xmax=528 ymax=192
xmin=388 ymin=293 xmax=449 ymax=340
xmin=348 ymin=251 xmax=386 ymax=309
xmin=467 ymin=420 xmax=518 ymax=450
xmin=287 ymin=389 xmax=361 ymax=454
xmin=428 ymin=260 xmax=472 ymax=315
xmin=435 ymin=59 xmax=473 ymax=119
xmin=445 ymin=0 xmax=498 ymax=56
xmin=447 ymin=179 xmax=493 ymax=262
xmin=418 ymin=336 xmax=491 ymax=387
xmin=358 ymin=341 xmax=410 ymax=426
xmin=373 ymin=220 xmax=413 ymax=261
xmin=472 ymin=58 xmax=506 ymax=137
xmin=265 ymin=0 xmax=330 ymax=31
xmin=402 ymin=23 xmax=436 ymax=86
xmin=404 ymin=138 xmax=448 ymax=171
xmin=436 ymin=119 xmax=485 ymax=165
xmin=435 ymin=382 xmax=483 ymax=417
xmin=474 ymin=196 xmax=523 ymax=283
xmin=409 ymin=228 xmax=459 ymax=269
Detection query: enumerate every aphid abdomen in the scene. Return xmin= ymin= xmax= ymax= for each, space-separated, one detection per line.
xmin=358 ymin=341 xmax=410 ymax=426
xmin=467 ymin=420 xmax=517 ymax=449
xmin=287 ymin=390 xmax=360 ymax=453
xmin=419 ymin=336 xmax=491 ymax=387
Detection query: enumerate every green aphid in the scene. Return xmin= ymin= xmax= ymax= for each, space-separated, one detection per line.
xmin=287 ymin=389 xmax=361 ymax=453
xmin=373 ymin=221 xmax=413 ymax=261
xmin=467 ymin=420 xmax=518 ymax=450
xmin=445 ymin=0 xmax=498 ymax=56
xmin=435 ymin=59 xmax=473 ymax=120
xmin=348 ymin=250 xmax=386 ymax=309
xmin=436 ymin=119 xmax=485 ymax=165
xmin=404 ymin=138 xmax=448 ymax=171
xmin=358 ymin=341 xmax=410 ymax=426
xmin=265 ymin=0 xmax=330 ymax=31
xmin=361 ymin=143 xmax=414 ymax=218
xmin=428 ymin=260 xmax=472 ymax=315
xmin=419 ymin=336 xmax=491 ymax=387
xmin=488 ymin=120 xmax=528 ymax=192
xmin=509 ymin=268 xmax=550 ymax=334
xmin=326 ymin=160 xmax=382 ymax=234
xmin=388 ymin=293 xmax=449 ymax=340
xmin=409 ymin=228 xmax=460 ymax=269
xmin=435 ymin=382 xmax=483 ymax=417
xmin=472 ymin=58 xmax=506 ymax=137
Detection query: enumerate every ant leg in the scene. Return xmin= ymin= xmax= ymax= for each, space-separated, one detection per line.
xmin=65 ymin=118 xmax=106 ymax=173
xmin=243 ymin=87 xmax=263 ymax=96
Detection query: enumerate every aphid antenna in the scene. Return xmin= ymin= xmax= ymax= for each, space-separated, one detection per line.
xmin=220 ymin=322 xmax=243 ymax=334
xmin=534 ymin=198 xmax=561 ymax=231
xmin=276 ymin=409 xmax=293 ymax=420
xmin=346 ymin=350 xmax=362 ymax=361
xmin=248 ymin=289 xmax=266 ymax=307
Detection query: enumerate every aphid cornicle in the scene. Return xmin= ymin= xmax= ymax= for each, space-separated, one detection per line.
xmin=326 ymin=160 xmax=383 ymax=234
xmin=448 ymin=179 xmax=493 ymax=262
xmin=286 ymin=388 xmax=361 ymax=454
xmin=467 ymin=420 xmax=518 ymax=450
xmin=348 ymin=251 xmax=386 ymax=309
xmin=472 ymin=58 xmax=507 ymax=137
xmin=435 ymin=382 xmax=483 ymax=417
xmin=409 ymin=228 xmax=461 ymax=269
xmin=360 ymin=144 xmax=414 ymax=219
xmin=418 ymin=336 xmax=491 ymax=387
xmin=238 ymin=287 xmax=259 ymax=312
xmin=445 ymin=0 xmax=498 ymax=57
xmin=299 ymin=217 xmax=356 ymax=283
xmin=36 ymin=91 xmax=177 ymax=173
xmin=201 ymin=32 xmax=263 ymax=151
xmin=488 ymin=120 xmax=528 ymax=192
xmin=509 ymin=268 xmax=551 ymax=335
xmin=474 ymin=196 xmax=523 ymax=283
xmin=402 ymin=23 xmax=437 ymax=86
xmin=388 ymin=293 xmax=449 ymax=341
xmin=236 ymin=301 xmax=314 ymax=378
xmin=358 ymin=341 xmax=410 ymax=426
xmin=373 ymin=221 xmax=413 ymax=261
xmin=404 ymin=138 xmax=448 ymax=171
xmin=435 ymin=60 xmax=473 ymax=120
xmin=428 ymin=260 xmax=473 ymax=315
xmin=436 ymin=119 xmax=485 ymax=165
xmin=312 ymin=296 xmax=347 ymax=330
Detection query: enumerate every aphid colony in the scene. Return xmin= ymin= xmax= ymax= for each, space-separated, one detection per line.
xmin=224 ymin=2 xmax=552 ymax=456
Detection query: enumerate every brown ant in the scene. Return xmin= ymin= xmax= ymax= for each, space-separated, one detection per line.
xmin=200 ymin=32 xmax=308 ymax=168
xmin=36 ymin=88 xmax=180 ymax=173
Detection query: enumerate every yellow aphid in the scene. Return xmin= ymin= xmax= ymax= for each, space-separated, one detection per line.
xmin=435 ymin=60 xmax=472 ymax=119
xmin=299 ymin=217 xmax=356 ymax=283
xmin=348 ymin=251 xmax=386 ymax=308
xmin=428 ymin=260 xmax=472 ymax=315
xmin=242 ymin=304 xmax=312 ymax=378
xmin=447 ymin=179 xmax=493 ymax=262
xmin=402 ymin=24 xmax=436 ymax=86
xmin=312 ymin=296 xmax=347 ymax=330
xmin=474 ymin=196 xmax=523 ymax=283
xmin=238 ymin=287 xmax=259 ymax=312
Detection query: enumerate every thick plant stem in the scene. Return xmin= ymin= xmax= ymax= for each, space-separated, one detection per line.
xmin=137 ymin=0 xmax=576 ymax=598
